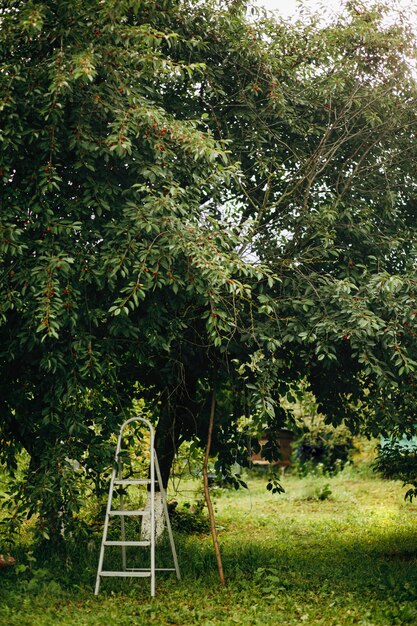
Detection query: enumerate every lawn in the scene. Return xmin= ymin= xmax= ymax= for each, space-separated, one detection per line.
xmin=2 ymin=466 xmax=417 ymax=625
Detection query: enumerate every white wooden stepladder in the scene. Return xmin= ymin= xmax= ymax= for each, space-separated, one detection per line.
xmin=95 ymin=417 xmax=181 ymax=596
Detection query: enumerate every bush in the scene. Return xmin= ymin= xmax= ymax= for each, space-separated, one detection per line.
xmin=169 ymin=500 xmax=210 ymax=534
xmin=294 ymin=417 xmax=355 ymax=475
xmin=375 ymin=439 xmax=417 ymax=501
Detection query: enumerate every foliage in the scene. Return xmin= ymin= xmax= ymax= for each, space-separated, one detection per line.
xmin=300 ymin=477 xmax=333 ymax=502
xmin=285 ymin=382 xmax=355 ymax=474
xmin=0 ymin=0 xmax=272 ymax=537
xmin=2 ymin=0 xmax=417 ymax=538
xmin=265 ymin=469 xmax=285 ymax=495
xmin=169 ymin=499 xmax=210 ymax=534
xmin=174 ymin=0 xmax=417 ymax=482
xmin=375 ymin=438 xmax=417 ymax=502
xmin=294 ymin=417 xmax=355 ymax=474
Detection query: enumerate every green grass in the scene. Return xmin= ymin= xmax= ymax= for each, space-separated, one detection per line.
xmin=2 ymin=468 xmax=417 ymax=625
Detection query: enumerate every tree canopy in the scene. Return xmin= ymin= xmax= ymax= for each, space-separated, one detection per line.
xmin=2 ymin=0 xmax=417 ymax=538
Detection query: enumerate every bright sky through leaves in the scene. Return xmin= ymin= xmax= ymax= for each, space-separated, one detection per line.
xmin=259 ymin=0 xmax=343 ymax=20
xmin=257 ymin=0 xmax=417 ymax=26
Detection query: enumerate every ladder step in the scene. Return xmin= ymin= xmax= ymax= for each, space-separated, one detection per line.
xmin=125 ymin=567 xmax=176 ymax=572
xmin=108 ymin=510 xmax=145 ymax=516
xmin=104 ymin=540 xmax=150 ymax=547
xmin=99 ymin=570 xmax=151 ymax=578
xmin=114 ymin=479 xmax=154 ymax=485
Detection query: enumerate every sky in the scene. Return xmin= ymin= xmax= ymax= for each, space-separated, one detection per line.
xmin=258 ymin=0 xmax=343 ymax=20
xmin=256 ymin=0 xmax=417 ymax=24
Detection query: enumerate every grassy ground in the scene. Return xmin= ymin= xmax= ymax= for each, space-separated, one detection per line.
xmin=2 ymin=466 xmax=417 ymax=625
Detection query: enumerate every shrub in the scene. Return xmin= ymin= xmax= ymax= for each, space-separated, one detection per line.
xmin=294 ymin=417 xmax=355 ymax=474
xmin=169 ymin=500 xmax=210 ymax=534
xmin=374 ymin=439 xmax=417 ymax=501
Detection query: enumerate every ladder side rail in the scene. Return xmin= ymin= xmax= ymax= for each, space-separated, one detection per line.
xmin=94 ymin=460 xmax=118 ymax=595
xmin=118 ymin=454 xmax=127 ymax=571
xmin=154 ymin=453 xmax=181 ymax=580
xmin=150 ymin=423 xmax=156 ymax=597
